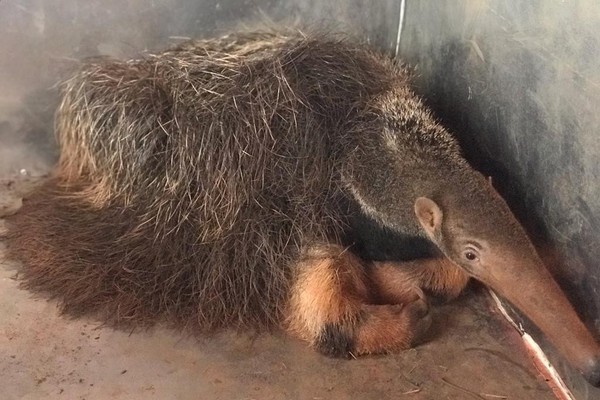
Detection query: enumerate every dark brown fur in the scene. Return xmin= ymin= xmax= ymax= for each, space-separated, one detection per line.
xmin=6 ymin=30 xmax=471 ymax=353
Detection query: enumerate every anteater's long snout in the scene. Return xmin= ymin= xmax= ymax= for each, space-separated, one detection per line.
xmin=485 ymin=258 xmax=600 ymax=386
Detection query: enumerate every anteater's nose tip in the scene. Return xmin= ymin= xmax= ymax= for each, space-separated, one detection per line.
xmin=581 ymin=356 xmax=600 ymax=387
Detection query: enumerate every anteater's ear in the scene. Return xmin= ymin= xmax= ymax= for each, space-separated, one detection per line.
xmin=414 ymin=197 xmax=443 ymax=240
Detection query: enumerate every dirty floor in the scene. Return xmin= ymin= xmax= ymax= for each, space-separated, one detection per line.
xmin=0 ymin=174 xmax=555 ymax=400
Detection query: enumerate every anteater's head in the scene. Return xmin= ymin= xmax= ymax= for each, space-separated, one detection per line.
xmin=341 ymin=76 xmax=600 ymax=386
xmin=414 ymin=169 xmax=600 ymax=386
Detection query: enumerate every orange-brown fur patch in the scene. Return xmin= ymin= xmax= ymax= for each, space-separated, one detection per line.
xmin=285 ymin=245 xmax=434 ymax=356
xmin=353 ymin=301 xmax=429 ymax=355
xmin=372 ymin=257 xmax=469 ymax=302
xmin=369 ymin=263 xmax=424 ymax=305
xmin=285 ymin=244 xmax=368 ymax=344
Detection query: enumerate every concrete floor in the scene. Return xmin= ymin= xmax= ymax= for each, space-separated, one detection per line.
xmin=0 ymin=174 xmax=556 ymax=400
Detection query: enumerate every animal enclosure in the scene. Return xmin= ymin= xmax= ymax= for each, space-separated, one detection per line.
xmin=1 ymin=1 xmax=599 ymax=399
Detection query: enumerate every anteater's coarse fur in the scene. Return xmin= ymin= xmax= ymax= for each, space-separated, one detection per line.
xmin=5 ymin=30 xmax=469 ymax=353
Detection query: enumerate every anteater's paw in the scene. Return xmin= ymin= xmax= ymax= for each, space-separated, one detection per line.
xmin=312 ymin=299 xmax=432 ymax=358
xmin=404 ymin=297 xmax=432 ymax=346
xmin=352 ymin=300 xmax=432 ymax=355
xmin=314 ymin=323 xmax=355 ymax=358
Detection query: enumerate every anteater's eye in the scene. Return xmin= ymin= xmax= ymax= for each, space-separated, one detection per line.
xmin=464 ymin=251 xmax=478 ymax=261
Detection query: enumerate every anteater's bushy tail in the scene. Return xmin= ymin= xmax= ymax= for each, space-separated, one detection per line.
xmin=8 ymin=178 xmax=295 ymax=330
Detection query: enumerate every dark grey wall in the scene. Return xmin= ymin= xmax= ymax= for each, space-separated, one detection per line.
xmin=398 ymin=1 xmax=600 ymax=397
xmin=1 ymin=0 xmax=599 ymax=397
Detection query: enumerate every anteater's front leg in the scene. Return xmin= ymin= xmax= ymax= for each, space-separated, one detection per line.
xmin=371 ymin=257 xmax=470 ymax=304
xmin=285 ymin=244 xmax=431 ymax=357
